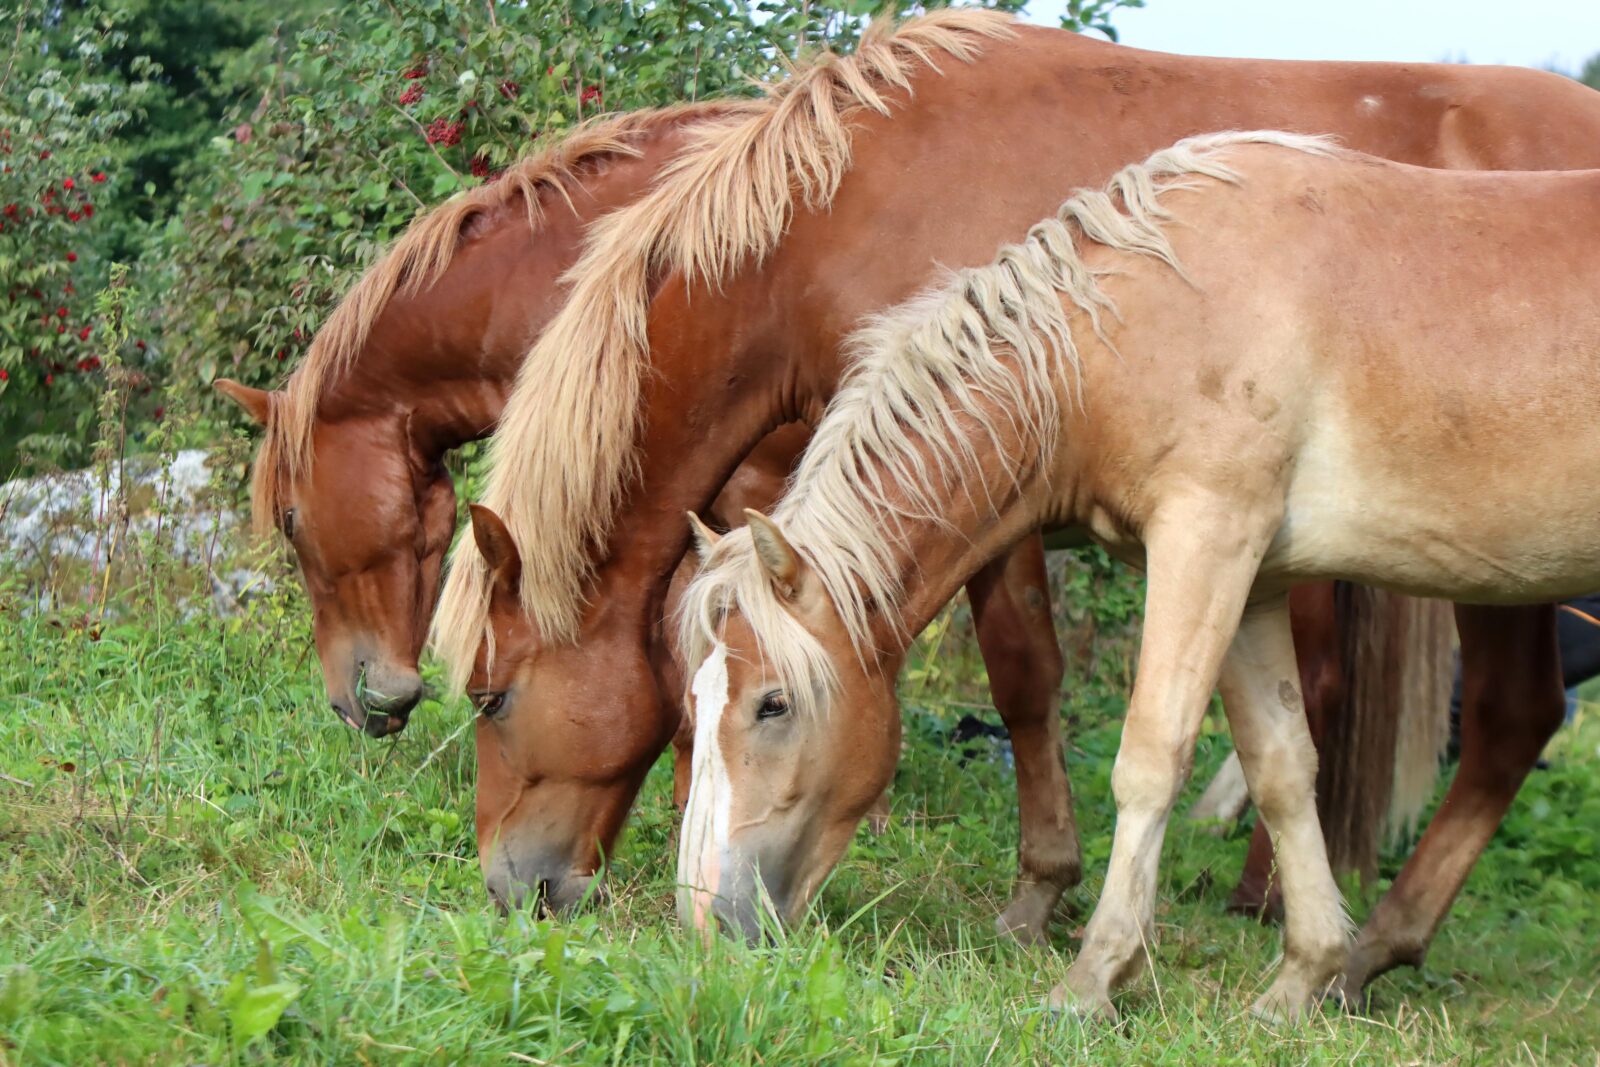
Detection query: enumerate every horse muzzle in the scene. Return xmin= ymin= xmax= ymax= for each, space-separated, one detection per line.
xmin=484 ymin=849 xmax=604 ymax=915
xmin=340 ymin=665 xmax=424 ymax=737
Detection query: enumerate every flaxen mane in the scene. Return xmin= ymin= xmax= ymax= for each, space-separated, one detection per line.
xmin=679 ymin=131 xmax=1339 ymax=718
xmin=246 ymin=103 xmax=726 ymax=535
xmin=429 ymin=9 xmax=1019 ymax=684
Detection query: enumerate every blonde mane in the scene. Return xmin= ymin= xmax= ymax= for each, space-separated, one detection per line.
xmin=245 ymin=103 xmax=728 ymax=536
xmin=678 ymin=131 xmax=1340 ymax=717
xmin=430 ymin=8 xmax=1019 ymax=682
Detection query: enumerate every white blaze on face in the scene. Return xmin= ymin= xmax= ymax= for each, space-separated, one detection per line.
xmin=678 ymin=643 xmax=734 ymax=930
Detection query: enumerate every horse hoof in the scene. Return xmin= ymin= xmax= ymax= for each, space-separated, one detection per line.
xmin=1224 ymin=890 xmax=1284 ymax=925
xmin=995 ymin=907 xmax=1049 ymax=949
xmin=1249 ymin=985 xmax=1322 ymax=1025
xmin=1327 ymin=973 xmax=1372 ymax=1015
xmin=1046 ymin=982 xmax=1118 ymax=1023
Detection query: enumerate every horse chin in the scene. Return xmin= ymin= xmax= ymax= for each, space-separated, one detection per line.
xmin=330 ymin=699 xmax=365 ymax=732
xmin=688 ymin=838 xmax=813 ymax=944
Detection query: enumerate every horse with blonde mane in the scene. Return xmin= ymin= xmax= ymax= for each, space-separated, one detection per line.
xmin=210 ymin=94 xmax=1084 ymax=924
xmin=675 ymin=130 xmax=1600 ymax=1019
xmin=439 ymin=8 xmax=1595 ymax=993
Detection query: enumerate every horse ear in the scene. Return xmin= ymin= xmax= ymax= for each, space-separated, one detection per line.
xmin=685 ymin=511 xmax=722 ymax=563
xmin=213 ymin=378 xmax=273 ymax=425
xmin=743 ymin=509 xmax=801 ymax=597
xmin=469 ymin=505 xmax=522 ymax=592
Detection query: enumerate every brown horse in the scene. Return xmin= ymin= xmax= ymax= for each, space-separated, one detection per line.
xmin=437 ymin=10 xmax=1591 ymax=992
xmin=214 ymin=106 xmax=725 ymax=736
xmin=214 ymin=101 xmax=1080 ymax=930
xmin=673 ymin=131 xmax=1600 ymax=1018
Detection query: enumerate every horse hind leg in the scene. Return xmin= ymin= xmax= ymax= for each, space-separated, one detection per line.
xmin=966 ymin=532 xmax=1081 ymax=947
xmin=1227 ymin=581 xmax=1344 ymax=921
xmin=1218 ymin=595 xmax=1351 ymax=1021
xmin=1339 ymin=603 xmax=1563 ymax=999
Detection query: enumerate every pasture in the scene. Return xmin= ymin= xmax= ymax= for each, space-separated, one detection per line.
xmin=5 ymin=3 xmax=1600 ymax=1064
xmin=3 ymin=561 xmax=1597 ymax=1066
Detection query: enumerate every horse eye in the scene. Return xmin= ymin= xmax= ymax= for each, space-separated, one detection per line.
xmin=474 ymin=692 xmax=507 ymax=719
xmin=755 ymin=691 xmax=790 ymax=721
xmin=282 ymin=508 xmax=297 ymax=539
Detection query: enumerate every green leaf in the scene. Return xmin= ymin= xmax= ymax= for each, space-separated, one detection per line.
xmin=430 ymin=171 xmax=462 ymax=198
xmin=228 ymin=980 xmax=301 ymax=1046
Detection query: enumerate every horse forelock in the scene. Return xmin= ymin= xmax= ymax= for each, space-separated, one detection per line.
xmin=677 ymin=530 xmax=840 ymax=723
xmin=431 ymin=8 xmax=1019 ymax=677
xmin=683 ymin=131 xmax=1342 ymax=673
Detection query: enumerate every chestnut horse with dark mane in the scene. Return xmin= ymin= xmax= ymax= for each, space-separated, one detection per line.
xmin=437 ymin=9 xmax=1595 ymax=998
xmin=673 ymin=129 xmax=1600 ymax=1018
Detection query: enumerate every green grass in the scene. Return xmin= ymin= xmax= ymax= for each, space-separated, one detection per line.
xmin=2 ymin=570 xmax=1598 ymax=1066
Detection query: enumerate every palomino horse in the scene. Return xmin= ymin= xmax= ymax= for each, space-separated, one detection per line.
xmin=674 ymin=131 xmax=1600 ymax=1019
xmin=213 ymin=102 xmax=1079 ymax=925
xmin=438 ymin=9 xmax=1595 ymax=991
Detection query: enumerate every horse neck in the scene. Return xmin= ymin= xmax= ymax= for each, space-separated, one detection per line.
xmin=578 ymin=272 xmax=826 ymax=641
xmin=791 ymin=405 xmax=1051 ymax=657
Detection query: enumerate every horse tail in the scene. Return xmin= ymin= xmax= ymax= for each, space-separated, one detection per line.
xmin=1317 ymin=585 xmax=1454 ymax=883
xmin=1317 ymin=584 xmax=1403 ymax=882
xmin=1385 ymin=596 xmax=1454 ymax=843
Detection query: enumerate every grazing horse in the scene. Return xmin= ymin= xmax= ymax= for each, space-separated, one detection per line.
xmin=213 ymin=102 xmax=1080 ymax=925
xmin=436 ymin=8 xmax=1598 ymax=992
xmin=212 ymin=106 xmax=725 ymax=735
xmin=673 ymin=131 xmax=1600 ymax=1019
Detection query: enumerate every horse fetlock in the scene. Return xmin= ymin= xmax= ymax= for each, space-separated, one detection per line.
xmin=1019 ymin=838 xmax=1084 ymax=889
xmin=1342 ymin=924 xmax=1427 ymax=991
xmin=996 ymin=879 xmax=1067 ymax=947
xmin=1252 ymin=947 xmax=1345 ymax=1024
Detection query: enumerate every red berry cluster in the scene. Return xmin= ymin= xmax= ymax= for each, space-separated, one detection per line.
xmin=399 ymin=83 xmax=425 ymax=106
xmin=0 ymin=150 xmax=116 ymax=383
xmin=424 ymin=117 xmax=464 ymax=147
xmin=581 ymin=85 xmax=603 ymax=107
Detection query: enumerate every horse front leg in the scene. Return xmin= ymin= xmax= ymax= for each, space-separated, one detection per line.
xmin=1050 ymin=497 xmax=1273 ymax=1020
xmin=966 ymin=532 xmax=1081 ymax=947
xmin=1339 ymin=603 xmax=1563 ymax=998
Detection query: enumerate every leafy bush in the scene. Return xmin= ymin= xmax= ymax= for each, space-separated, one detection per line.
xmin=0 ymin=3 xmax=157 ymax=471
xmin=144 ymin=0 xmax=1047 ymax=427
xmin=1 ymin=0 xmax=1146 ymax=473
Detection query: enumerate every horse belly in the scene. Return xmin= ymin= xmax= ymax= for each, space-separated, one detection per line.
xmin=1267 ymin=415 xmax=1600 ymax=604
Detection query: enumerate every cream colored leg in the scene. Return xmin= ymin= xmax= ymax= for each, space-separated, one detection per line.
xmin=1049 ymin=500 xmax=1271 ymax=1020
xmin=1218 ymin=596 xmax=1351 ymax=1020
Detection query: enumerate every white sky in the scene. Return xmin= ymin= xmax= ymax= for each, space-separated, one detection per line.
xmin=1023 ymin=0 xmax=1599 ymax=74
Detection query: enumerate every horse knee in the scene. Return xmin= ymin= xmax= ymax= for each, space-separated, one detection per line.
xmin=1111 ymin=737 xmax=1190 ymax=812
